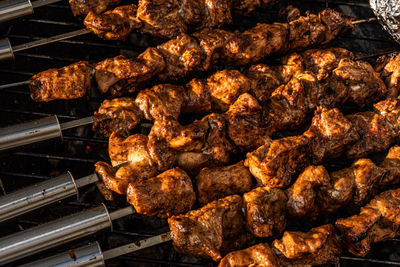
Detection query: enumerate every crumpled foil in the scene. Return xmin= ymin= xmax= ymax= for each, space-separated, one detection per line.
xmin=370 ymin=0 xmax=400 ymax=43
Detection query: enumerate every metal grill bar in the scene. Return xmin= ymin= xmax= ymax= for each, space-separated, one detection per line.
xmin=340 ymin=256 xmax=400 ymax=265
xmin=13 ymin=152 xmax=99 ymax=163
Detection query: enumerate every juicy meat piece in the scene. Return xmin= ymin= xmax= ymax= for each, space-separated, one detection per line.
xmin=330 ymin=58 xmax=387 ymax=106
xmin=243 ymin=187 xmax=287 ymax=237
xmin=225 ymin=93 xmax=272 ymax=151
xmin=181 ymin=78 xmax=212 ymax=114
xmin=273 ymin=224 xmax=341 ymax=265
xmin=93 ymin=97 xmax=143 ymax=137
xmin=207 ymin=69 xmax=251 ymax=112
xmin=246 ymin=64 xmax=282 ymax=103
xmin=375 ymin=53 xmax=400 ymax=97
xmin=379 ymin=146 xmax=400 ymax=187
xmin=95 ymin=161 xmax=129 ymax=195
xmin=96 ymin=181 xmax=115 ymax=201
xmin=346 ymin=112 xmax=396 ymax=158
xmin=69 ymin=0 xmax=121 ymax=16
xmin=303 ymin=107 xmax=359 ymax=163
xmin=84 ymin=5 xmax=141 ymax=40
xmin=168 ymin=195 xmax=247 ymax=261
xmin=245 ymin=135 xmax=310 ymax=188
xmin=126 ymin=168 xmax=195 ymax=217
xmin=95 ymin=48 xmax=165 ymax=95
xmin=157 ymin=34 xmax=203 ymax=81
xmin=134 ymin=84 xmax=185 ymax=121
xmin=29 ymin=61 xmax=92 ymax=102
xmin=336 ymin=188 xmax=400 ymax=257
xmin=219 ymin=243 xmax=281 ymax=267
xmin=285 ymin=165 xmax=330 ymax=219
xmin=195 ymin=161 xmax=253 ymax=205
xmin=137 ymin=0 xmax=186 ymax=39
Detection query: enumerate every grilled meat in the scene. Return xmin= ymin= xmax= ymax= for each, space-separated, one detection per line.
xmin=219 ymin=243 xmax=281 ymax=267
xmin=84 ymin=4 xmax=141 ymax=40
xmin=69 ymin=0 xmax=121 ymax=16
xmin=168 ymin=195 xmax=247 ymax=262
xmin=195 ymin=161 xmax=253 ymax=205
xmin=336 ymin=188 xmax=400 ymax=257
xmin=126 ymin=167 xmax=195 ymax=217
xmin=29 ymin=61 xmax=92 ymax=102
xmin=272 ymin=224 xmax=341 ymax=266
xmin=375 ymin=52 xmax=400 ymax=97
xmin=243 ymin=187 xmax=287 ymax=237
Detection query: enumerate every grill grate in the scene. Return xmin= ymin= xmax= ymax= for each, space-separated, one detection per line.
xmin=0 ymin=0 xmax=400 ymax=266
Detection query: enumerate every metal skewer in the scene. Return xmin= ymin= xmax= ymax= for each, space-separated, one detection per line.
xmin=0 ymin=0 xmax=63 ymax=24
xmin=0 ymin=162 xmax=128 ymax=223
xmin=0 ymin=115 xmax=94 ymax=152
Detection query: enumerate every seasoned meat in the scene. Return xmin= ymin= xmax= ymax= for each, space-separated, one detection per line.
xmin=245 ymin=136 xmax=310 ymax=188
xmin=69 ymin=0 xmax=121 ymax=16
xmin=219 ymin=243 xmax=281 ymax=267
xmin=379 ymin=146 xmax=400 ymax=187
xmin=96 ymin=181 xmax=115 ymax=201
xmin=181 ymin=78 xmax=212 ymax=114
xmin=84 ymin=4 xmax=141 ymax=40
xmin=135 ymin=84 xmax=185 ymax=121
xmin=273 ymin=224 xmax=341 ymax=266
xmin=195 ymin=161 xmax=253 ymax=205
xmin=303 ymin=107 xmax=359 ymax=163
xmin=95 ymin=48 xmax=165 ymax=95
xmin=336 ymin=188 xmax=400 ymax=257
xmin=94 ymin=161 xmax=130 ymax=195
xmin=285 ymin=165 xmax=330 ymax=219
xmin=375 ymin=53 xmax=400 ymax=97
xmin=246 ymin=64 xmax=282 ymax=103
xmin=93 ymin=97 xmax=143 ymax=137
xmin=207 ymin=70 xmax=251 ymax=112
xmin=126 ymin=168 xmax=195 ymax=217
xmin=225 ymin=93 xmax=272 ymax=151
xmin=137 ymin=0 xmax=186 ymax=39
xmin=243 ymin=187 xmax=287 ymax=237
xmin=168 ymin=195 xmax=247 ymax=261
xmin=29 ymin=61 xmax=92 ymax=102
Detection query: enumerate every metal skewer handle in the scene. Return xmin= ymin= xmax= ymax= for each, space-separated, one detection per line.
xmin=0 ymin=0 xmax=33 ymax=24
xmin=0 ymin=205 xmax=134 ymax=265
xmin=0 ymin=115 xmax=94 ymax=152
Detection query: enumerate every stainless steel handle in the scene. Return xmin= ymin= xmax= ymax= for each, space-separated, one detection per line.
xmin=20 ymin=242 xmax=105 ymax=267
xmin=0 ymin=0 xmax=33 ymax=24
xmin=0 ymin=115 xmax=62 ymax=152
xmin=0 ymin=204 xmax=112 ymax=265
xmin=0 ymin=38 xmax=14 ymax=63
xmin=0 ymin=172 xmax=78 ymax=223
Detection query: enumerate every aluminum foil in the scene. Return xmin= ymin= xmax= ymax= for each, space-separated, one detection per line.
xmin=370 ymin=0 xmax=400 ymax=43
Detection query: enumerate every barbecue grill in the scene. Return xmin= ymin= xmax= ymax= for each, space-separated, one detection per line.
xmin=1 ymin=0 xmax=400 ymax=266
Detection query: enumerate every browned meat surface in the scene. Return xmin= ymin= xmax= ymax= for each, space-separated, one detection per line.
xmin=219 ymin=243 xmax=281 ymax=267
xmin=336 ymin=188 xmax=400 ymax=257
xmin=168 ymin=195 xmax=247 ymax=262
xmin=285 ymin=165 xmax=330 ymax=219
xmin=135 ymin=84 xmax=184 ymax=121
xmin=182 ymin=78 xmax=212 ymax=114
xmin=303 ymin=107 xmax=359 ymax=163
xmin=246 ymin=64 xmax=282 ymax=103
xmin=379 ymin=146 xmax=400 ymax=187
xmin=69 ymin=0 xmax=121 ymax=16
xmin=126 ymin=168 xmax=195 ymax=217
xmin=96 ymin=181 xmax=115 ymax=201
xmin=137 ymin=0 xmax=186 ymax=38
xmin=245 ymin=136 xmax=310 ymax=188
xmin=95 ymin=48 xmax=165 ymax=95
xmin=273 ymin=224 xmax=341 ymax=265
xmin=375 ymin=53 xmax=400 ymax=97
xmin=243 ymin=187 xmax=287 ymax=237
xmin=93 ymin=97 xmax=143 ymax=137
xmin=95 ymin=161 xmax=130 ymax=195
xmin=84 ymin=4 xmax=141 ymax=40
xmin=195 ymin=161 xmax=253 ymax=205
xmin=29 ymin=61 xmax=92 ymax=102
xmin=225 ymin=93 xmax=272 ymax=151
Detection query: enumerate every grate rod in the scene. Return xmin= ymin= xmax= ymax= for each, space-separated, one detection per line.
xmin=0 ymin=80 xmax=30 ymax=89
xmin=31 ymin=0 xmax=62 ymax=8
xmin=340 ymin=256 xmax=400 ymax=265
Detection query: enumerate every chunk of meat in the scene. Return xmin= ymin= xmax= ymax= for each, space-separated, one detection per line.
xmin=379 ymin=146 xmax=400 ymax=187
xmin=181 ymin=78 xmax=212 ymax=114
xmin=93 ymin=97 xmax=143 ymax=137
xmin=195 ymin=161 xmax=253 ymax=205
xmin=375 ymin=53 xmax=400 ymax=97
xmin=244 ymin=187 xmax=287 ymax=237
xmin=127 ymin=168 xmax=195 ymax=217
xmin=246 ymin=64 xmax=282 ymax=103
xmin=69 ymin=0 xmax=122 ymax=16
xmin=168 ymin=195 xmax=247 ymax=261
xmin=29 ymin=61 xmax=92 ymax=102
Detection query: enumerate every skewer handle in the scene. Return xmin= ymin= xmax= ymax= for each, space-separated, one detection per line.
xmin=0 ymin=115 xmax=62 ymax=152
xmin=0 ymin=172 xmax=79 ymax=223
xmin=0 ymin=38 xmax=14 ymax=63
xmin=0 ymin=0 xmax=33 ymax=24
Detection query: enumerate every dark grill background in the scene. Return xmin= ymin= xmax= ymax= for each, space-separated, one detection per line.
xmin=0 ymin=0 xmax=400 ymax=266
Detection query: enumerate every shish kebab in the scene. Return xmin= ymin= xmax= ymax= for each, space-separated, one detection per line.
xmin=1 ymin=8 xmax=356 ymax=91
xmin=0 ymin=0 xmax=283 ymax=63
xmin=0 ymin=45 xmax=394 ymax=152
